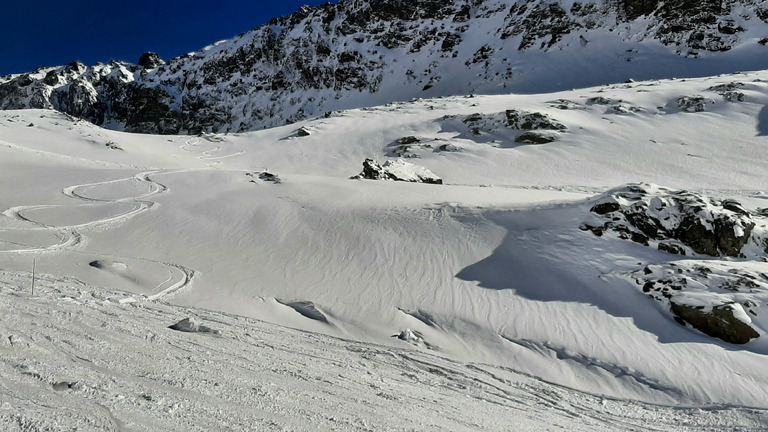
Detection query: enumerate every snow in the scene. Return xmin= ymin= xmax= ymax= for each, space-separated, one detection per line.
xmin=2 ymin=68 xmax=768 ymax=428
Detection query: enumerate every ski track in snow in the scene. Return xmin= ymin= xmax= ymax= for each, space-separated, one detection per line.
xmin=0 ymin=134 xmax=257 ymax=300
xmin=0 ymin=166 xmax=195 ymax=301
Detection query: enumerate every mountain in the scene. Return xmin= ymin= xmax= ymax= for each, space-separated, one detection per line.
xmin=3 ymin=0 xmax=768 ymax=134
xmin=2 ymin=67 xmax=768 ymax=417
xmin=4 ymin=1 xmax=768 ymax=429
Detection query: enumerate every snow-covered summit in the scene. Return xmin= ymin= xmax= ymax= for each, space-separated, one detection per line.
xmin=4 ymin=0 xmax=768 ymax=134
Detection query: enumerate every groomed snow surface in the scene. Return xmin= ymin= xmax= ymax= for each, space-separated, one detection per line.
xmin=2 ymin=70 xmax=768 ymax=430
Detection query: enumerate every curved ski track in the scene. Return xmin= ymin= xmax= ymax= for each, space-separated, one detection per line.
xmin=0 ymin=166 xmax=201 ymax=301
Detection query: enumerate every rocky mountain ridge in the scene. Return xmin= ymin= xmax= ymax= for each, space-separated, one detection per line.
xmin=3 ymin=0 xmax=768 ymax=134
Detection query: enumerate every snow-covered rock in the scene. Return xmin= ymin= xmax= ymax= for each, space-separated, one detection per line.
xmin=582 ymin=184 xmax=768 ymax=258
xmin=627 ymin=261 xmax=767 ymax=344
xmin=169 ymin=317 xmax=221 ymax=334
xmin=585 ymin=184 xmax=768 ymax=344
xmin=353 ymin=158 xmax=443 ymax=184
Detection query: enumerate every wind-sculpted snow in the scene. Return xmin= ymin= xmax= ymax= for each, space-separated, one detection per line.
xmin=4 ymin=70 xmax=768 ymax=424
xmin=4 ymin=0 xmax=768 ymax=133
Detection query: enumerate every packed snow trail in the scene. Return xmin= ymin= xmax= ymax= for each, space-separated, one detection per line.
xmin=2 ymin=272 xmax=767 ymax=431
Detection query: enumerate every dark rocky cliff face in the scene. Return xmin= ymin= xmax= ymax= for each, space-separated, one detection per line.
xmin=2 ymin=0 xmax=768 ymax=134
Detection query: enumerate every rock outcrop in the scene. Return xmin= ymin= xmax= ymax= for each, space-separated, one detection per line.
xmin=669 ymin=301 xmax=759 ymax=344
xmin=582 ymin=184 xmax=768 ymax=258
xmin=587 ymin=184 xmax=768 ymax=344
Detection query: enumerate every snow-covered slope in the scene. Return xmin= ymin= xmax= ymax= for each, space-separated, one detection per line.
xmin=4 ymin=0 xmax=768 ymax=134
xmin=6 ymin=271 xmax=768 ymax=431
xmin=3 ymin=67 xmax=768 ymax=429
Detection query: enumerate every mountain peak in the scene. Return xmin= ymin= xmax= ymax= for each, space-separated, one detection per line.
xmin=3 ymin=0 xmax=768 ymax=134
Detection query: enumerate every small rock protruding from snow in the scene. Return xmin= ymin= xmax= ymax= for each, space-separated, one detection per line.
xmin=246 ymin=171 xmax=281 ymax=184
xmin=169 ymin=317 xmax=221 ymax=335
xmin=396 ymin=328 xmax=421 ymax=343
xmin=258 ymin=172 xmax=281 ymax=183
xmin=514 ymin=131 xmax=558 ymax=144
xmin=676 ymin=95 xmax=715 ymax=112
xmin=505 ymin=109 xmax=566 ymax=131
xmin=352 ymin=158 xmax=442 ymax=184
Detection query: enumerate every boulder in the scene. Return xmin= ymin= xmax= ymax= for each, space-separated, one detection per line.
xmin=670 ymin=302 xmax=759 ymax=344
xmin=352 ymin=158 xmax=442 ymax=184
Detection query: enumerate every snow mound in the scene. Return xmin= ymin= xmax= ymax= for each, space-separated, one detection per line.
xmin=352 ymin=158 xmax=442 ymax=184
xmin=276 ymin=300 xmax=330 ymax=324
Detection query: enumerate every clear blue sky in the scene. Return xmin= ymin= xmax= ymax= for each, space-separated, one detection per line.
xmin=0 ymin=1 xmax=325 ymax=76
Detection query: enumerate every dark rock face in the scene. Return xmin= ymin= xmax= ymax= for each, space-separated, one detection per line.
xmin=2 ymin=0 xmax=768 ymax=134
xmin=670 ymin=302 xmax=759 ymax=344
xmin=123 ymin=86 xmax=181 ymax=134
xmin=505 ymin=109 xmax=567 ymax=131
xmin=51 ymin=80 xmax=105 ymax=124
xmin=137 ymin=52 xmax=166 ymax=68
xmin=514 ymin=131 xmax=557 ymax=144
xmin=583 ymin=184 xmax=765 ymax=258
xmin=359 ymin=158 xmax=385 ymax=180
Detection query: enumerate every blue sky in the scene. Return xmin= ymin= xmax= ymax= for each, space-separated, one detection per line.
xmin=0 ymin=1 xmax=325 ymax=76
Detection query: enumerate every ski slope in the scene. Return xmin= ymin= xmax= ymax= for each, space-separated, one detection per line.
xmin=2 ymin=69 xmax=768 ymax=429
